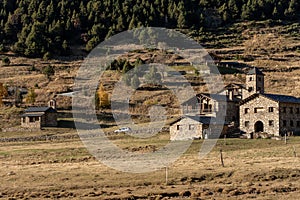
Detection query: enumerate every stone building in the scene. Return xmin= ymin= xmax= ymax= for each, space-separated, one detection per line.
xmin=239 ymin=68 xmax=300 ymax=136
xmin=170 ymin=116 xmax=228 ymax=141
xmin=21 ymin=101 xmax=58 ymax=129
xmin=182 ymin=92 xmax=239 ymax=126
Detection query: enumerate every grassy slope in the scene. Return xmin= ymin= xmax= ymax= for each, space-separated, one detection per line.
xmin=0 ymin=136 xmax=300 ymax=199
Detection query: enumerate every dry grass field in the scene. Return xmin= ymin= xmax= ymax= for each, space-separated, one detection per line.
xmin=1 ymin=131 xmax=300 ymax=199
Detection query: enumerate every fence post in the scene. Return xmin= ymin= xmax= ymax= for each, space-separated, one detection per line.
xmin=220 ymin=149 xmax=224 ymax=167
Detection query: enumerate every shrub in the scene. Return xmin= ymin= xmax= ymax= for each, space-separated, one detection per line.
xmin=1 ymin=56 xmax=10 ymax=66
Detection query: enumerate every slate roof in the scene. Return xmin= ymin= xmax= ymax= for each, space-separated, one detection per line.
xmin=24 ymin=107 xmax=56 ymax=113
xmin=263 ymin=94 xmax=300 ymax=104
xmin=240 ymin=93 xmax=300 ymax=105
xmin=247 ymin=67 xmax=264 ymax=75
xmin=21 ymin=113 xmax=45 ymax=117
xmin=170 ymin=116 xmax=227 ymax=125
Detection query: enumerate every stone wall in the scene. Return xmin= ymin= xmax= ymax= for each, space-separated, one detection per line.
xmin=279 ymin=102 xmax=300 ymax=135
xmin=21 ymin=116 xmax=41 ymax=129
xmin=42 ymin=112 xmax=58 ymax=127
xmin=240 ymin=95 xmax=280 ymax=136
xmin=170 ymin=118 xmax=203 ymax=141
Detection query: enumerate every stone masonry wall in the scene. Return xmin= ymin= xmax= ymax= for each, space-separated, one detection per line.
xmin=240 ymin=95 xmax=280 ymax=136
xmin=279 ymin=102 xmax=300 ymax=135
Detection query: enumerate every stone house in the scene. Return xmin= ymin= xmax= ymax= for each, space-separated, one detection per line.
xmin=21 ymin=101 xmax=57 ymax=129
xmin=239 ymin=68 xmax=300 ymax=136
xmin=170 ymin=116 xmax=228 ymax=141
xmin=240 ymin=93 xmax=300 ymax=136
xmin=182 ymin=93 xmax=239 ymax=125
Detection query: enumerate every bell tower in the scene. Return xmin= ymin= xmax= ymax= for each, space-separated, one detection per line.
xmin=243 ymin=67 xmax=264 ymax=99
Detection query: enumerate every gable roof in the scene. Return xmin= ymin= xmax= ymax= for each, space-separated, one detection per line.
xmin=240 ymin=93 xmax=300 ymax=105
xmin=247 ymin=67 xmax=264 ymax=75
xmin=24 ymin=107 xmax=56 ymax=113
xmin=170 ymin=115 xmax=227 ymax=126
xmin=263 ymin=94 xmax=300 ymax=104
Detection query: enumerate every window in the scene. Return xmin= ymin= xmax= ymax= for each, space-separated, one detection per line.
xmin=22 ymin=117 xmax=26 ymax=123
xmin=297 ymin=121 xmax=300 ymax=127
xmin=269 ymin=120 xmax=274 ymax=127
xmin=296 ymin=108 xmax=300 ymax=114
xmin=189 ymin=125 xmax=195 ymax=130
xmin=248 ymin=87 xmax=253 ymax=92
xmin=176 ymin=125 xmax=181 ymax=130
xmin=249 ymin=77 xmax=253 ymax=81
xmin=290 ymin=120 xmax=294 ymax=127
xmin=258 ymin=87 xmax=261 ymax=91
xmin=282 ymin=107 xmax=286 ymax=113
xmin=290 ymin=107 xmax=293 ymax=114
xmin=258 ymin=77 xmax=262 ymax=81
xmin=254 ymin=107 xmax=263 ymax=113
xmin=283 ymin=120 xmax=287 ymax=127
xmin=268 ymin=107 xmax=274 ymax=112
xmin=29 ymin=117 xmax=34 ymax=123
xmin=245 ymin=121 xmax=250 ymax=127
xmin=244 ymin=108 xmax=249 ymax=114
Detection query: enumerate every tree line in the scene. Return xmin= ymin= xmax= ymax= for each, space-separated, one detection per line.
xmin=0 ymin=0 xmax=298 ymax=58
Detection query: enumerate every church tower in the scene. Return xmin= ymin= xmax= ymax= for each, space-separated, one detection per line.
xmin=243 ymin=67 xmax=264 ymax=99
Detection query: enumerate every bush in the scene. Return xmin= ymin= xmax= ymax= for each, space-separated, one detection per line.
xmin=2 ymin=56 xmax=10 ymax=66
xmin=43 ymin=52 xmax=52 ymax=60
xmin=43 ymin=65 xmax=55 ymax=78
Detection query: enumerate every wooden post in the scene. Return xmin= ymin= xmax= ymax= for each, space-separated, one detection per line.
xmin=285 ymin=133 xmax=287 ymax=145
xmin=220 ymin=149 xmax=224 ymax=167
xmin=293 ymin=146 xmax=297 ymax=157
xmin=165 ymin=166 xmax=168 ymax=185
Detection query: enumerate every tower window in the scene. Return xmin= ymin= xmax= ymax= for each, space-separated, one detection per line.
xmin=268 ymin=107 xmax=274 ymax=112
xmin=258 ymin=77 xmax=262 ymax=81
xmin=248 ymin=87 xmax=253 ymax=92
xmin=290 ymin=120 xmax=294 ymax=127
xmin=290 ymin=107 xmax=293 ymax=114
xmin=296 ymin=108 xmax=300 ymax=114
xmin=297 ymin=121 xmax=300 ymax=127
xmin=269 ymin=120 xmax=274 ymax=127
xmin=249 ymin=77 xmax=253 ymax=81
xmin=244 ymin=108 xmax=249 ymax=114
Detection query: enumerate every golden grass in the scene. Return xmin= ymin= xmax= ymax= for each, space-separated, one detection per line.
xmin=1 ymin=134 xmax=300 ymax=199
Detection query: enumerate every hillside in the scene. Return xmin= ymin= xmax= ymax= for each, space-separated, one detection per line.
xmin=0 ymin=0 xmax=299 ymax=58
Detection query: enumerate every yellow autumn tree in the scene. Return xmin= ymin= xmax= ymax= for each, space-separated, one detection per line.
xmin=0 ymin=83 xmax=8 ymax=107
xmin=25 ymin=88 xmax=37 ymax=104
xmin=96 ymin=83 xmax=109 ymax=108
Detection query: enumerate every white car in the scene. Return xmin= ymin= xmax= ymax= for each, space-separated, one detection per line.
xmin=114 ymin=127 xmax=131 ymax=133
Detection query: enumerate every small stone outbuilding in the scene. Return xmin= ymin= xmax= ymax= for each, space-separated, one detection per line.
xmin=170 ymin=116 xmax=228 ymax=141
xmin=21 ymin=107 xmax=58 ymax=129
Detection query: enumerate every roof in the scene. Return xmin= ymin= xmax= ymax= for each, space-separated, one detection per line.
xmin=24 ymin=107 xmax=56 ymax=113
xmin=170 ymin=116 xmax=227 ymax=125
xmin=247 ymin=67 xmax=264 ymax=75
xmin=201 ymin=93 xmax=228 ymax=102
xmin=21 ymin=113 xmax=45 ymax=117
xmin=224 ymin=83 xmax=245 ymax=89
xmin=182 ymin=92 xmax=229 ymax=106
xmin=263 ymin=94 xmax=300 ymax=104
xmin=240 ymin=93 xmax=300 ymax=105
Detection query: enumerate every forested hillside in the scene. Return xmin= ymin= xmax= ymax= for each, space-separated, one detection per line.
xmin=0 ymin=0 xmax=299 ymax=58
